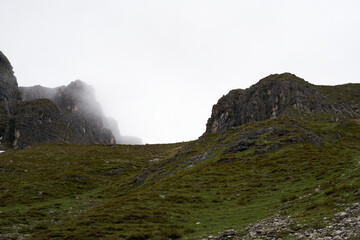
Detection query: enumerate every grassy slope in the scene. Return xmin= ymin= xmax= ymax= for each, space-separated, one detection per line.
xmin=1 ymin=116 xmax=360 ymax=239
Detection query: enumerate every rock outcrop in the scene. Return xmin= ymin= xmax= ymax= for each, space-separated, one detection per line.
xmin=206 ymin=73 xmax=360 ymax=134
xmin=0 ymin=51 xmax=116 ymax=149
xmin=20 ymin=82 xmax=143 ymax=145
xmin=0 ymin=51 xmax=20 ymax=145
xmin=18 ymin=80 xmax=115 ymax=148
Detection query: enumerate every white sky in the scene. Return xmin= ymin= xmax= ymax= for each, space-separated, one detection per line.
xmin=1 ymin=0 xmax=360 ymax=144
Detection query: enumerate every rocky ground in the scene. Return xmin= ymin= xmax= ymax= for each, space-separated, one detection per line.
xmin=213 ymin=202 xmax=360 ymax=239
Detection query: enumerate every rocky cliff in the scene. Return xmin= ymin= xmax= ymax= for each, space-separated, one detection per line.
xmin=0 ymin=51 xmax=116 ymax=149
xmin=206 ymin=73 xmax=360 ymax=133
xmin=0 ymin=51 xmax=20 ymax=146
xmin=18 ymin=80 xmax=116 ymax=148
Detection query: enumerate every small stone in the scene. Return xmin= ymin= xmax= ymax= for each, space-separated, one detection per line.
xmin=249 ymin=231 xmax=257 ymax=238
xmin=266 ymin=230 xmax=276 ymax=237
xmin=337 ymin=212 xmax=347 ymax=218
xmin=219 ymin=229 xmax=236 ymax=237
xmin=335 ymin=230 xmax=343 ymax=235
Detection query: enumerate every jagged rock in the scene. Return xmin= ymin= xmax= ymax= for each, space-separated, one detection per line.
xmin=224 ymin=129 xmax=268 ymax=154
xmin=20 ymin=82 xmax=142 ymax=145
xmin=0 ymin=51 xmax=116 ymax=149
xmin=13 ymin=99 xmax=64 ymax=148
xmin=218 ymin=229 xmax=236 ymax=239
xmin=0 ymin=51 xmax=20 ymax=145
xmin=224 ymin=123 xmax=326 ymax=155
xmin=184 ymin=151 xmax=211 ymax=165
xmin=18 ymin=80 xmax=115 ymax=147
xmin=206 ymin=73 xmax=360 ymax=134
xmin=225 ymin=137 xmax=254 ymax=153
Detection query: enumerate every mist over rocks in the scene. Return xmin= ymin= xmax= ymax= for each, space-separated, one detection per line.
xmin=206 ymin=73 xmax=360 ymax=134
xmin=119 ymin=135 xmax=143 ymax=145
xmin=20 ymin=83 xmax=142 ymax=145
xmin=101 ymin=117 xmax=142 ymax=145
xmin=0 ymin=50 xmax=141 ymax=148
xmin=103 ymin=116 xmax=121 ymax=144
xmin=19 ymin=80 xmax=116 ymax=147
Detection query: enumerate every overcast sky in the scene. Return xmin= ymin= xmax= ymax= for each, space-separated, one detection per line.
xmin=1 ymin=0 xmax=360 ymax=144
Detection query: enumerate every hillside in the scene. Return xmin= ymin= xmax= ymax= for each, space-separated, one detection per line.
xmin=1 ymin=73 xmax=360 ymax=239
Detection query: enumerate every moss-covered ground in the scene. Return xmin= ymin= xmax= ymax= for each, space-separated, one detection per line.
xmin=1 ymin=116 xmax=360 ymax=239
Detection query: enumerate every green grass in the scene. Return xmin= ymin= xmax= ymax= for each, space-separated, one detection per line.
xmin=1 ymin=116 xmax=360 ymax=239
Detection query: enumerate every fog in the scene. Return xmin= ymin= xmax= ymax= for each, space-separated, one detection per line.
xmin=1 ymin=1 xmax=360 ymax=144
xmin=20 ymin=81 xmax=141 ymax=144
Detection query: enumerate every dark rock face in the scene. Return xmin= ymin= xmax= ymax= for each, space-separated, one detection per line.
xmin=21 ymin=80 xmax=104 ymax=115
xmin=0 ymin=51 xmax=20 ymax=144
xmin=13 ymin=99 xmax=64 ymax=149
xmin=0 ymin=51 xmax=115 ymax=149
xmin=20 ymin=82 xmax=143 ymax=145
xmin=206 ymin=73 xmax=360 ymax=134
xmin=20 ymin=80 xmax=103 ymax=115
xmin=17 ymin=81 xmax=115 ymax=148
xmin=20 ymin=80 xmax=115 ymax=148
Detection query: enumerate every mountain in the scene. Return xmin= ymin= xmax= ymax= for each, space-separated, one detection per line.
xmin=18 ymin=80 xmax=116 ymax=148
xmin=0 ymin=72 xmax=359 ymax=240
xmin=19 ymin=82 xmax=143 ymax=146
xmin=206 ymin=73 xmax=360 ymax=133
xmin=0 ymin=51 xmax=116 ymax=149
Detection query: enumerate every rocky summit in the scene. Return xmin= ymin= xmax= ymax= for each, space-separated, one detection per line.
xmin=0 ymin=51 xmax=115 ymax=149
xmin=206 ymin=73 xmax=360 ymax=134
